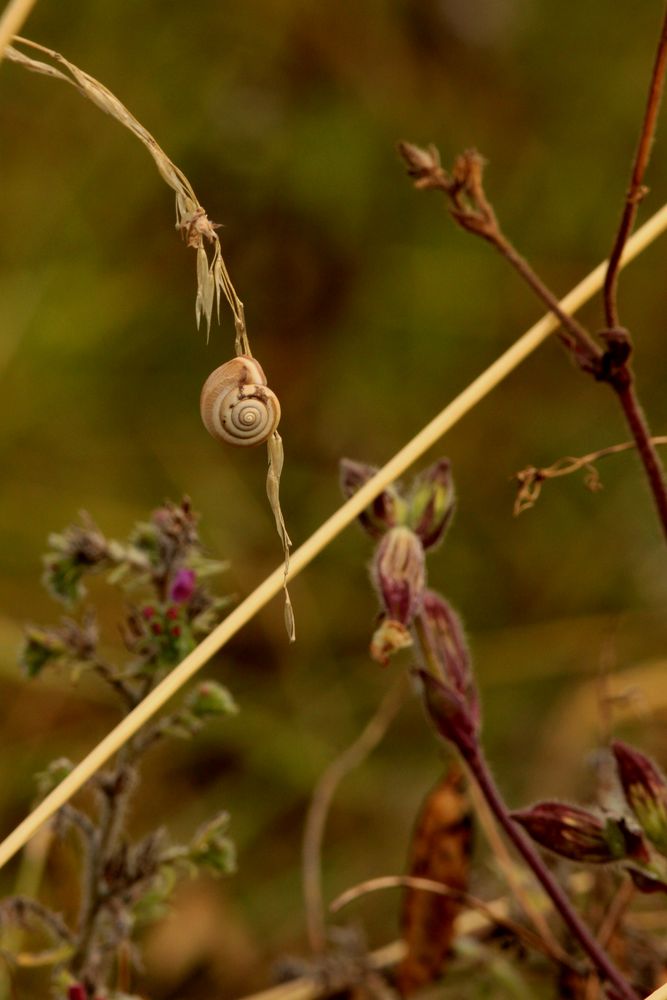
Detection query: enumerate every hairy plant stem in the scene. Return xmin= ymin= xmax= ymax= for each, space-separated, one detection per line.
xmin=412 ymin=616 xmax=638 ymax=999
xmin=464 ymin=745 xmax=639 ymax=1000
xmin=71 ymin=745 xmax=135 ymax=984
xmin=604 ymin=2 xmax=667 ymax=327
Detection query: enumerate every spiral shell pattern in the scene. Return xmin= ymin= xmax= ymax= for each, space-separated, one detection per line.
xmin=200 ymin=356 xmax=281 ymax=447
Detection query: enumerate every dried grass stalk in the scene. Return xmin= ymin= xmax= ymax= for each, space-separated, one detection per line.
xmin=6 ymin=35 xmax=242 ymax=342
xmin=6 ymin=35 xmax=294 ymax=632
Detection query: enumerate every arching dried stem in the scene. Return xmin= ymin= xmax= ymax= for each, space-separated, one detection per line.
xmin=6 ymin=35 xmax=293 ymax=632
xmin=6 ymin=36 xmax=244 ymax=343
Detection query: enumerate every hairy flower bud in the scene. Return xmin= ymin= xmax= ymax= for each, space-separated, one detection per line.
xmin=372 ymin=527 xmax=426 ymax=625
xmin=511 ymin=803 xmax=637 ymax=864
xmin=416 ymin=668 xmax=479 ymax=759
xmin=340 ymin=458 xmax=406 ymax=538
xmin=20 ymin=626 xmax=68 ymax=678
xmin=186 ymin=681 xmax=238 ymax=719
xmin=189 ymin=812 xmax=236 ymax=875
xmin=408 ymin=459 xmax=455 ymax=551
xmin=420 ymin=590 xmax=478 ymax=722
xmin=370 ymin=618 xmax=412 ymax=666
xmin=612 ymin=740 xmax=667 ymax=855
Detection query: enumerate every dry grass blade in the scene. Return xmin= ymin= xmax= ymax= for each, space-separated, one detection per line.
xmin=0 ymin=193 xmax=666 ymax=876
xmin=331 ymin=876 xmax=554 ymax=961
xmin=6 ymin=34 xmax=293 ymax=636
xmin=267 ymin=431 xmax=294 ymax=640
xmin=6 ymin=36 xmax=242 ymax=343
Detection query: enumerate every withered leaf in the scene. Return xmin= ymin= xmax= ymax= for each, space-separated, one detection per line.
xmin=396 ymin=765 xmax=472 ymax=995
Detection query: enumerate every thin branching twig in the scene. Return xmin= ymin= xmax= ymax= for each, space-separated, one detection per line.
xmin=604 ymin=3 xmax=667 ymax=327
xmin=330 ymin=874 xmax=575 ymax=967
xmin=398 ymin=141 xmax=667 ymax=541
xmin=514 ymin=436 xmax=667 ymax=515
xmin=0 ymin=208 xmax=666 ymax=873
xmin=302 ymin=675 xmax=407 ymax=952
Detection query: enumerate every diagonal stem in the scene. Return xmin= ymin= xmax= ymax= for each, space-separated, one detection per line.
xmin=465 ymin=745 xmax=640 ymax=1000
xmin=614 ymin=380 xmax=667 ymax=537
xmin=604 ymin=2 xmax=667 ymax=327
xmin=0 ymin=0 xmax=38 ymax=62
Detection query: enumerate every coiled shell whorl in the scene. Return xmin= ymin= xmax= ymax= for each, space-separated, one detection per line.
xmin=200 ymin=355 xmax=281 ymax=447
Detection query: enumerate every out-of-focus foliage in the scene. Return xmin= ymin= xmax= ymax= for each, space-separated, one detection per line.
xmin=2 ymin=1 xmax=667 ymax=997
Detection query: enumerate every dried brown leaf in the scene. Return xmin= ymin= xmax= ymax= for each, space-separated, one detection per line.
xmin=396 ymin=765 xmax=472 ymax=995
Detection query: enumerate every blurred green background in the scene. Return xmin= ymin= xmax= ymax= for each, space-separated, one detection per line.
xmin=2 ymin=1 xmax=667 ymax=996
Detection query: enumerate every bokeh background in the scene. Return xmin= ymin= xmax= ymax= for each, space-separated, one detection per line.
xmin=2 ymin=1 xmax=667 ymax=996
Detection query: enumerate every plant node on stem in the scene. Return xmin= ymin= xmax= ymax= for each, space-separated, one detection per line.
xmin=397 ymin=140 xmax=667 ymax=542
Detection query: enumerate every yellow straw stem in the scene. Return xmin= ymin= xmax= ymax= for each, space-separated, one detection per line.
xmin=645 ymin=985 xmax=667 ymax=1000
xmin=1 ymin=203 xmax=667 ymax=871
xmin=0 ymin=0 xmax=38 ymax=61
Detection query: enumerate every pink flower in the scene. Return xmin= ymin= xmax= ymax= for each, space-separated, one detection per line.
xmin=170 ymin=568 xmax=196 ymax=604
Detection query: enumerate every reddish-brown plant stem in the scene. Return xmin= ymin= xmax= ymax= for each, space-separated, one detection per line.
xmin=492 ymin=231 xmax=601 ymax=368
xmin=613 ymin=379 xmax=667 ymax=536
xmin=465 ymin=745 xmax=640 ymax=1000
xmin=399 ymin=140 xmax=667 ymax=541
xmin=604 ymin=3 xmax=667 ymax=327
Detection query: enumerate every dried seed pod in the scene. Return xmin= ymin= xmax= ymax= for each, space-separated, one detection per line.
xmin=200 ymin=356 xmax=281 ymax=447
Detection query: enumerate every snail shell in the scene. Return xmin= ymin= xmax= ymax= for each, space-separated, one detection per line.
xmin=200 ymin=355 xmax=281 ymax=447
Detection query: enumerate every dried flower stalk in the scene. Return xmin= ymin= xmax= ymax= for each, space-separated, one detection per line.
xmin=5 ymin=35 xmax=294 ymax=636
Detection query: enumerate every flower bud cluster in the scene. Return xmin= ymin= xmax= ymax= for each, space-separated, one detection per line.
xmin=342 ymin=456 xmax=480 ymax=757
xmin=341 ymin=457 xmax=456 ymax=667
xmin=341 ymin=457 xmax=454 ymax=554
xmin=511 ymin=740 xmax=667 ymax=892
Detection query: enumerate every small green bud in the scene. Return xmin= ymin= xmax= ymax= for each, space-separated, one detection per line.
xmin=612 ymin=740 xmax=667 ymax=855
xmin=35 ymin=757 xmax=74 ymax=799
xmin=189 ymin=812 xmax=236 ymax=876
xmin=20 ymin=626 xmax=68 ymax=678
xmin=186 ymin=681 xmax=238 ymax=719
xmin=372 ymin=526 xmax=426 ymax=625
xmin=407 ymin=459 xmax=455 ymax=551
